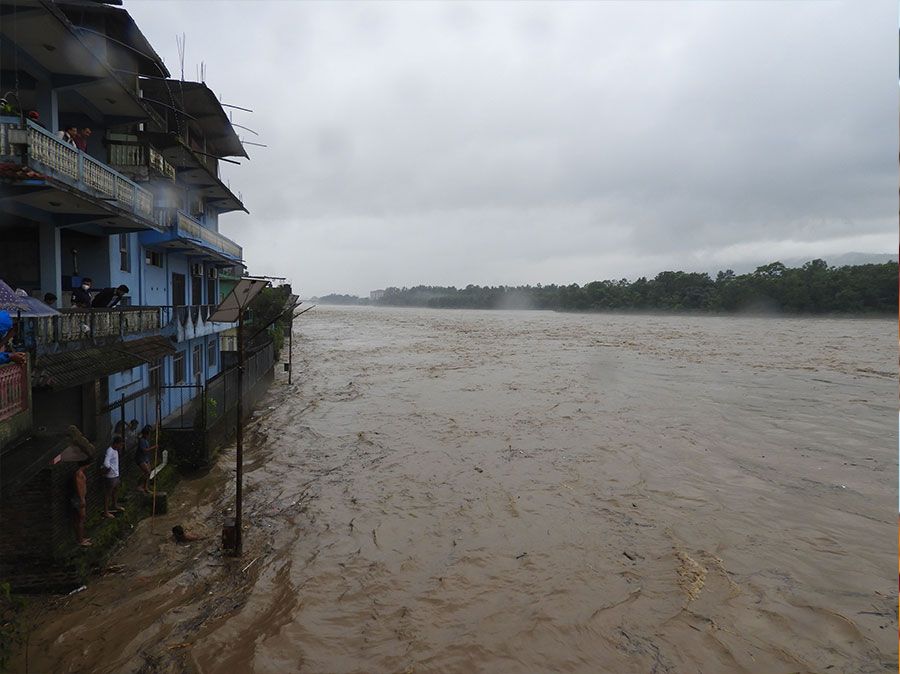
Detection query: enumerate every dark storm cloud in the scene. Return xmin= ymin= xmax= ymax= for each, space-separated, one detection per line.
xmin=127 ymin=0 xmax=897 ymax=295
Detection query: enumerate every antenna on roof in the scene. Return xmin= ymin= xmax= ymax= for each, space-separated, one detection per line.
xmin=176 ymin=33 xmax=186 ymax=81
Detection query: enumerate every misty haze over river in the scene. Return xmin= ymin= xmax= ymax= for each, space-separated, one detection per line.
xmin=16 ymin=306 xmax=896 ymax=673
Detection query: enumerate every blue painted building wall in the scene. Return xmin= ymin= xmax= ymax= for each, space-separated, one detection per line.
xmin=104 ymin=231 xmax=228 ymax=434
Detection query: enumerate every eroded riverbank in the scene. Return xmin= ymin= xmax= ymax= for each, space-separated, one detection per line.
xmin=13 ymin=306 xmax=897 ymax=673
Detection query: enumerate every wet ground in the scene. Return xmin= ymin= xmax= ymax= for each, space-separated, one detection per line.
xmin=13 ymin=306 xmax=897 ymax=673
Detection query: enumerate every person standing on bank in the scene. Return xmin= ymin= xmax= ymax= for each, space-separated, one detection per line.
xmin=71 ymin=458 xmax=92 ymax=546
xmin=91 ymin=284 xmax=129 ymax=308
xmin=135 ymin=425 xmax=154 ymax=493
xmin=72 ymin=278 xmax=93 ymax=308
xmin=102 ymin=436 xmax=125 ymax=518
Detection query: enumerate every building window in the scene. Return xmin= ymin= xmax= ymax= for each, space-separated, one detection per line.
xmin=207 ymin=337 xmax=217 ymax=368
xmin=119 ymin=234 xmax=131 ymax=272
xmin=191 ymin=276 xmax=203 ymax=305
xmin=192 ymin=344 xmax=202 ymax=382
xmin=145 ymin=250 xmax=163 ymax=267
xmin=172 ymin=273 xmax=186 ymax=307
xmin=173 ymin=351 xmax=185 ymax=384
xmin=149 ymin=359 xmax=161 ymax=391
xmin=207 ymin=277 xmax=217 ymax=306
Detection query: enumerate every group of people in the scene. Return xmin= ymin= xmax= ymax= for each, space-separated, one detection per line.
xmin=71 ymin=424 xmax=156 ymax=547
xmin=71 ymin=278 xmax=129 ymax=309
xmin=56 ymin=125 xmax=92 ymax=152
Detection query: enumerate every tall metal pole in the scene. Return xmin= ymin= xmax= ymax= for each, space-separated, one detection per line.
xmin=287 ymin=319 xmax=292 ymax=386
xmin=234 ymin=309 xmax=244 ymax=555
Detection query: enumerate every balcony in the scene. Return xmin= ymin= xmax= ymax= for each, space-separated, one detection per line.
xmin=108 ymin=135 xmax=177 ymax=182
xmin=140 ymin=209 xmax=243 ymax=264
xmin=0 ymin=117 xmax=155 ymax=224
xmin=26 ymin=306 xmax=163 ymax=354
xmin=20 ymin=305 xmax=233 ymax=357
xmin=169 ymin=304 xmax=235 ymax=341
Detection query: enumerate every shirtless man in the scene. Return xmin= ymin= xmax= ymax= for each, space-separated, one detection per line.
xmin=71 ymin=458 xmax=92 ymax=546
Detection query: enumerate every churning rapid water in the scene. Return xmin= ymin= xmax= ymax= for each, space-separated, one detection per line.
xmin=16 ymin=306 xmax=897 ymax=673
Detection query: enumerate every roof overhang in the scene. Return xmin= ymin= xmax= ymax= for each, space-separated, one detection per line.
xmin=0 ymin=0 xmax=153 ymax=122
xmin=140 ymin=79 xmax=248 ymax=158
xmin=33 ymin=335 xmax=176 ymax=390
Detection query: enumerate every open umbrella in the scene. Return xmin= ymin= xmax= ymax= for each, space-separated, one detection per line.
xmin=0 ymin=279 xmax=60 ymax=317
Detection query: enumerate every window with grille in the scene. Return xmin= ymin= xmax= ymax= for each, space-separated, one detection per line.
xmin=149 ymin=359 xmax=161 ymax=391
xmin=119 ymin=234 xmax=131 ymax=272
xmin=207 ymin=337 xmax=217 ymax=368
xmin=173 ymin=352 xmax=185 ymax=383
xmin=192 ymin=344 xmax=202 ymax=381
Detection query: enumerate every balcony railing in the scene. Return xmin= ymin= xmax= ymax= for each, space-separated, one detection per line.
xmin=31 ymin=306 xmax=163 ymax=347
xmin=0 ymin=118 xmax=155 ymax=220
xmin=0 ymin=361 xmax=29 ymax=422
xmin=109 ymin=140 xmax=177 ymax=181
xmin=175 ymin=211 xmax=243 ymax=260
xmin=21 ymin=305 xmax=233 ymax=353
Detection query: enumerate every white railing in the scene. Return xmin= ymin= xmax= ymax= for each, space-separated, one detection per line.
xmin=83 ymin=153 xmax=116 ymax=197
xmin=0 ymin=120 xmax=157 ymax=221
xmin=28 ymin=125 xmax=78 ymax=180
xmin=176 ymin=211 xmax=242 ymax=259
xmin=32 ymin=307 xmax=163 ymax=346
xmin=109 ymin=140 xmax=176 ymax=182
xmin=148 ymin=146 xmax=176 ymax=180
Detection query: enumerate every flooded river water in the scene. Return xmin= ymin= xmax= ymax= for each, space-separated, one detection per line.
xmin=15 ymin=306 xmax=897 ymax=673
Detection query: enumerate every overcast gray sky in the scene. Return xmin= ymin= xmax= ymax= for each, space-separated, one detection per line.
xmin=128 ymin=1 xmax=897 ymax=297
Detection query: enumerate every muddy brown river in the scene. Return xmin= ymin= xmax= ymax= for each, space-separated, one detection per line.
xmin=13 ymin=306 xmax=897 ymax=673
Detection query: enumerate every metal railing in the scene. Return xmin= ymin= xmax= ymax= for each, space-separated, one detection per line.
xmin=0 ymin=118 xmax=156 ymax=221
xmin=0 ymin=361 xmax=28 ymax=422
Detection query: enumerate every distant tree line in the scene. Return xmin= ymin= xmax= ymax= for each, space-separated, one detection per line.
xmin=316 ymin=293 xmax=370 ymax=305
xmin=366 ymin=260 xmax=897 ymax=314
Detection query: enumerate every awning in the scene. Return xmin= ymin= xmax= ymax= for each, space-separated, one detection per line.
xmin=33 ymin=335 xmax=175 ymax=390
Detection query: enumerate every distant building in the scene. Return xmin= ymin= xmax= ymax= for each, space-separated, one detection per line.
xmin=370 ymin=289 xmax=385 ymax=301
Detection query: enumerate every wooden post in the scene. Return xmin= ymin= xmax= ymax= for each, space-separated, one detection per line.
xmin=287 ymin=319 xmax=292 ymax=385
xmin=234 ymin=309 xmax=244 ymax=555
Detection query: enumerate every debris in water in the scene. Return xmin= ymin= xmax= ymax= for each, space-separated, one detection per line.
xmin=622 ymin=551 xmax=636 ymax=561
xmin=241 ymin=557 xmax=259 ymax=573
xmin=516 ymin=552 xmax=527 ymax=559
xmin=67 ymin=585 xmax=87 ymax=596
xmin=474 ymin=466 xmax=483 ymax=473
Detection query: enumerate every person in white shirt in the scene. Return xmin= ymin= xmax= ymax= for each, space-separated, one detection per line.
xmin=56 ymin=125 xmax=78 ymax=148
xmin=102 ymin=436 xmax=124 ymax=518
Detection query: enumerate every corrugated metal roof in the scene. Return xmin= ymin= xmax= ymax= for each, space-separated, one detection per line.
xmin=33 ymin=336 xmax=175 ymax=390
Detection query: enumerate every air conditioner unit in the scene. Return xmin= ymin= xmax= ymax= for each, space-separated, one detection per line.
xmin=191 ymin=263 xmax=203 ymax=277
xmin=208 ymin=268 xmax=218 ymax=279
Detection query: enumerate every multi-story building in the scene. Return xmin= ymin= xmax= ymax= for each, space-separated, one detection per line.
xmin=0 ymin=0 xmax=260 ymax=589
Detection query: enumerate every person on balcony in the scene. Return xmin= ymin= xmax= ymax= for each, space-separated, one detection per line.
xmin=72 ymin=278 xmax=93 ymax=308
xmin=91 ymin=284 xmax=129 ymax=309
xmin=75 ymin=127 xmax=92 ymax=152
xmin=56 ymin=125 xmax=78 ymax=148
xmin=0 ymin=311 xmax=25 ymax=366
xmin=43 ymin=292 xmax=57 ymax=307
